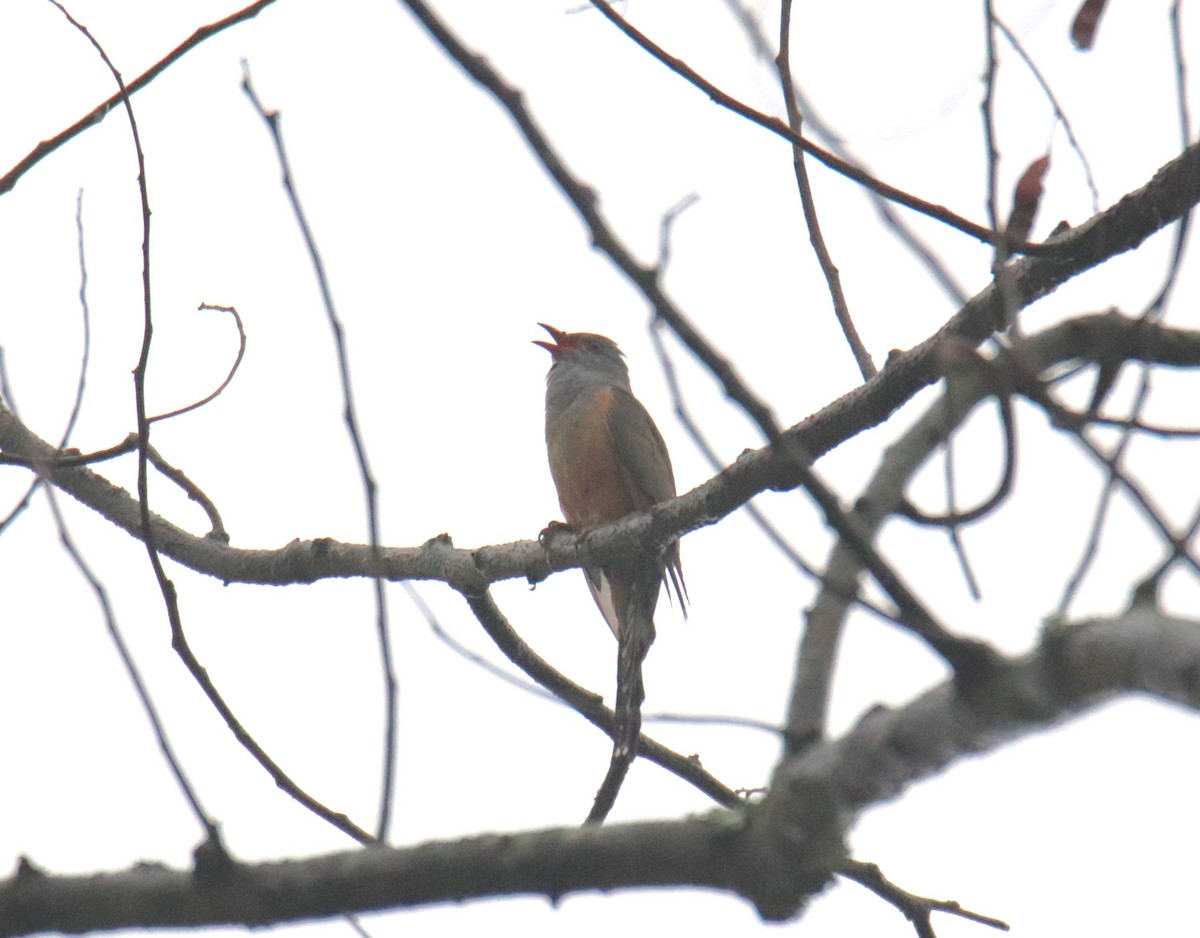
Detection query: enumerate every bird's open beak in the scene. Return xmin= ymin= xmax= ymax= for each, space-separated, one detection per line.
xmin=533 ymin=322 xmax=565 ymax=353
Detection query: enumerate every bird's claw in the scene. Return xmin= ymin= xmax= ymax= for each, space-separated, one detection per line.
xmin=538 ymin=520 xmax=574 ymax=547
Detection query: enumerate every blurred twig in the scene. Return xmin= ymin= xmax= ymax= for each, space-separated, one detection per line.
xmin=839 ymin=859 xmax=1010 ymax=936
xmin=994 ymin=16 xmax=1099 ymax=213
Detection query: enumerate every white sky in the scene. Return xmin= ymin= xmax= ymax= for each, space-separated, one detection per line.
xmin=1 ymin=1 xmax=1198 ymax=936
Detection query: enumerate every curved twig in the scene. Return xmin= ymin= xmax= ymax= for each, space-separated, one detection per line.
xmin=898 ymin=392 xmax=1017 ymax=528
xmin=148 ymin=304 xmax=247 ymax=423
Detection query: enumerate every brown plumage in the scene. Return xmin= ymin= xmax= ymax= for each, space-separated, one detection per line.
xmin=534 ymin=324 xmax=686 ymax=638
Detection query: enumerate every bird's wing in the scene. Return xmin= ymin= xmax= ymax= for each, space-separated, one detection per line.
xmin=606 ymin=388 xmax=676 ymax=510
xmin=607 ymin=388 xmax=688 ymax=614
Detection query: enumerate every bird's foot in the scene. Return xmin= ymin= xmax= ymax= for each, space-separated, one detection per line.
xmin=538 ymin=519 xmax=575 ymax=547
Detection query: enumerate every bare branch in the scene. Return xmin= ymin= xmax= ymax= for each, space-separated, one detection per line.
xmin=242 ymin=66 xmax=398 ymax=843
xmin=5 ymin=313 xmax=1200 ymax=594
xmin=46 ymin=0 xmax=224 ymax=854
xmin=588 ymin=0 xmax=1037 ymax=253
xmin=784 ymin=607 xmax=1200 ymax=825
xmin=148 ymin=304 xmax=247 ymax=424
xmin=3 ymin=606 xmax=1193 ymax=936
xmin=461 ymin=588 xmax=743 ymax=810
xmin=839 ymin=859 xmax=1010 ymax=934
xmin=0 ymin=1 xmax=279 ymax=197
xmin=775 ymin=0 xmax=875 ymax=380
xmin=396 ymin=0 xmax=781 ymax=440
xmin=720 ymin=0 xmax=970 ymax=307
xmin=994 ymin=17 xmax=1099 ymax=213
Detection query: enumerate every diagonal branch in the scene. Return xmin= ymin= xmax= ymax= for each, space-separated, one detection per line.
xmin=775 ymin=0 xmax=875 ymax=381
xmin=588 ymin=0 xmax=1035 ymax=253
xmin=395 ymin=0 xmax=781 ymax=440
xmin=462 ymin=589 xmax=742 ymax=809
xmin=0 ymin=1 xmax=279 ymax=197
xmin=783 ymin=606 xmax=1200 ymax=827
xmin=4 ymin=313 xmax=1200 ymax=597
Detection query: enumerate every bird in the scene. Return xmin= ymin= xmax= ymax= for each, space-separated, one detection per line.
xmin=534 ymin=323 xmax=687 ymax=640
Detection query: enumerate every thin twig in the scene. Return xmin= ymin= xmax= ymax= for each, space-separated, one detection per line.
xmin=62 ymin=190 xmax=92 ymax=447
xmin=900 ymin=392 xmax=1017 ymax=528
xmin=980 ymin=0 xmax=1023 ymax=338
xmin=45 ymin=486 xmax=219 ymax=841
xmin=647 ymin=322 xmax=908 ymax=630
xmin=1056 ymin=374 xmax=1151 ymax=616
xmin=50 ymin=6 xmax=371 ymax=851
xmin=0 ymin=189 xmax=93 ymax=532
xmin=461 ymin=589 xmax=743 ymax=809
xmin=1144 ymin=0 xmax=1193 ymax=316
xmin=720 ymin=0 xmax=970 ymax=307
xmin=590 ymin=0 xmax=1044 ymax=254
xmin=1144 ymin=489 xmax=1200 ymax=584
xmin=940 ymin=414 xmax=984 ymax=601
xmin=46 ymin=0 xmax=222 ymax=852
xmin=654 ymin=191 xmax=699 ymax=273
xmin=1022 ymin=373 xmax=1200 ymax=582
xmin=1074 ymin=412 xmax=1200 ymax=438
xmin=839 ymin=859 xmax=1010 ymax=934
xmin=149 ymin=304 xmax=247 ymax=423
xmin=1057 ymin=4 xmax=1193 ymax=611
xmin=0 ymin=1 xmax=278 ymax=196
xmin=994 ymin=17 xmax=1099 ymax=212
xmin=1070 ymin=425 xmax=1200 ymax=578
xmin=242 ymin=66 xmax=398 ymax=844
xmin=0 ymin=434 xmax=138 ymax=468
xmin=146 ymin=445 xmax=230 ymax=543
xmin=775 ymin=0 xmax=875 ymax=380
xmin=406 ymin=580 xmax=557 ymax=700
xmin=396 ymin=0 xmax=780 ymax=441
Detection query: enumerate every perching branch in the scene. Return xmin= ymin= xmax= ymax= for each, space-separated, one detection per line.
xmin=4 ymin=312 xmax=1200 ymax=594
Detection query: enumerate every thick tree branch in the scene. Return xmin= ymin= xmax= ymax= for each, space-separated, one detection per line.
xmin=0 ymin=808 xmax=841 ymax=937
xmin=785 ymin=606 xmax=1200 ymax=826
xmin=2 ymin=605 xmax=1193 ymax=936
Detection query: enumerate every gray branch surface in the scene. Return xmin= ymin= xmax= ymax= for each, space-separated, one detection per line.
xmin=2 ymin=608 xmax=1196 ymax=934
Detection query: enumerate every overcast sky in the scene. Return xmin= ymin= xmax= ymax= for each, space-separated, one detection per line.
xmin=2 ymin=2 xmax=1198 ymax=936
